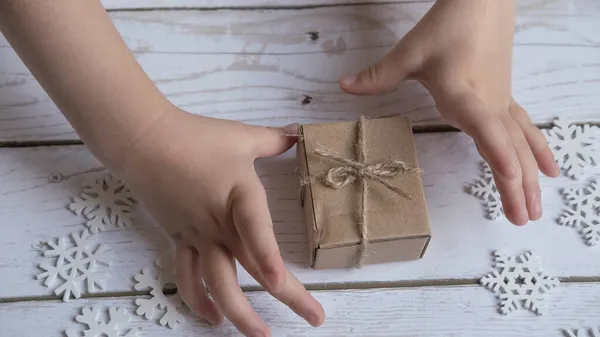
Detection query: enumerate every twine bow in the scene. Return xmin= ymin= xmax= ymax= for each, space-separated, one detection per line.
xmin=302 ymin=116 xmax=422 ymax=267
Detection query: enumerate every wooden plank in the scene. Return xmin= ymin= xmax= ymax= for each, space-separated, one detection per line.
xmin=96 ymin=0 xmax=600 ymax=13
xmin=100 ymin=0 xmax=430 ymax=10
xmin=1 ymin=2 xmax=600 ymax=141
xmin=3 ymin=2 xmax=599 ymax=54
xmin=2 ymin=283 xmax=600 ymax=336
xmin=1 ymin=132 xmax=599 ymax=299
xmin=1 ymin=47 xmax=599 ymax=141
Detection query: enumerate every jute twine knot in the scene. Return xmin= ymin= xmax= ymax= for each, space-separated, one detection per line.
xmin=301 ymin=116 xmax=422 ymax=267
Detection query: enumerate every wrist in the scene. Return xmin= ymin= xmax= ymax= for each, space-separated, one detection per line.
xmin=83 ymin=97 xmax=175 ymax=175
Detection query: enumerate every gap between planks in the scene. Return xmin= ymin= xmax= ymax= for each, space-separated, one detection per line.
xmin=2 ymin=121 xmax=600 ymax=148
xmin=2 ymin=276 xmax=600 ymax=304
xmin=104 ymin=1 xmax=433 ymax=13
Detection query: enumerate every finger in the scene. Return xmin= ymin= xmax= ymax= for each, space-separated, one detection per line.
xmin=467 ymin=116 xmax=518 ymax=181
xmin=199 ymin=243 xmax=270 ymax=337
xmin=503 ymin=116 xmax=543 ymax=221
xmin=470 ymin=118 xmax=528 ymax=225
xmin=175 ymin=246 xmax=223 ymax=326
xmin=231 ymin=240 xmax=325 ymax=327
xmin=249 ymin=124 xmax=298 ymax=158
xmin=340 ymin=40 xmax=421 ymax=95
xmin=510 ymin=101 xmax=560 ymax=178
xmin=231 ymin=178 xmax=286 ymax=293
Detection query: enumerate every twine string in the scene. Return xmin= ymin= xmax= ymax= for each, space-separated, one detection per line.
xmin=301 ymin=116 xmax=421 ymax=267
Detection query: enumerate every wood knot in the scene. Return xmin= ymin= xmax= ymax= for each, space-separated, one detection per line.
xmin=301 ymin=95 xmax=313 ymax=105
xmin=48 ymin=173 xmax=64 ymax=183
xmin=306 ymin=32 xmax=319 ymax=41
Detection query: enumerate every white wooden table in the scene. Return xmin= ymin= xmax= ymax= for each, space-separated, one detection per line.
xmin=1 ymin=1 xmax=599 ymax=336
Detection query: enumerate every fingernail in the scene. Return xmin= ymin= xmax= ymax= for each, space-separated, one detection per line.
xmin=307 ymin=314 xmax=320 ymax=327
xmin=250 ymin=332 xmax=266 ymax=337
xmin=280 ymin=123 xmax=300 ymax=137
xmin=341 ymin=74 xmax=357 ymax=85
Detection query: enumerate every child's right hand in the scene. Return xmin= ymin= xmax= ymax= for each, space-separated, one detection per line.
xmin=116 ymin=107 xmax=325 ymax=337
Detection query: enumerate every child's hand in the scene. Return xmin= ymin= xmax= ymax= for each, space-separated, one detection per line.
xmin=340 ymin=0 xmax=560 ymax=225
xmin=117 ymin=108 xmax=325 ymax=336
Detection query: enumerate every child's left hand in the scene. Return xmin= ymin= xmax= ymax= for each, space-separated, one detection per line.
xmin=339 ymin=0 xmax=560 ymax=225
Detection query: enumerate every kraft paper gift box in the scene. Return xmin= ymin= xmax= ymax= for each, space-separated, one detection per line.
xmin=297 ymin=116 xmax=431 ymax=269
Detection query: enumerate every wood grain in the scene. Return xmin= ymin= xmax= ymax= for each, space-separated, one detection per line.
xmin=1 ymin=1 xmax=600 ymax=141
xmin=1 ymin=132 xmax=599 ymax=299
xmin=2 ymin=283 xmax=599 ymax=336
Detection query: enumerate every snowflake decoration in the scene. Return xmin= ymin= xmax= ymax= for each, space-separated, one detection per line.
xmin=36 ymin=230 xmax=111 ymax=302
xmin=565 ymin=327 xmax=600 ymax=337
xmin=480 ymin=251 xmax=559 ymax=315
xmin=544 ymin=117 xmax=599 ymax=179
xmin=133 ymin=259 xmax=185 ymax=329
xmin=558 ymin=179 xmax=600 ymax=246
xmin=65 ymin=307 xmax=138 ymax=337
xmin=468 ymin=161 xmax=504 ymax=220
xmin=69 ymin=174 xmax=136 ymax=234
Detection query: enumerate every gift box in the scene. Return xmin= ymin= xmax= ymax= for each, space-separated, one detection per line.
xmin=297 ymin=116 xmax=431 ymax=269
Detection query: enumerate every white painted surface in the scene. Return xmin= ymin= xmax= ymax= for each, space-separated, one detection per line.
xmin=1 ymin=2 xmax=600 ymax=140
xmin=2 ymin=284 xmax=600 ymax=336
xmin=1 ymin=132 xmax=599 ymax=299
xmin=1 ymin=1 xmax=600 ymax=335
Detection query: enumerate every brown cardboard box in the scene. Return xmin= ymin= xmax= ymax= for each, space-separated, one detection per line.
xmin=297 ymin=116 xmax=431 ymax=269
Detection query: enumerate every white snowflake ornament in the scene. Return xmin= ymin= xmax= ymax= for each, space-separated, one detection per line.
xmin=65 ymin=307 xmax=138 ymax=337
xmin=36 ymin=230 xmax=111 ymax=302
xmin=565 ymin=327 xmax=600 ymax=337
xmin=69 ymin=174 xmax=136 ymax=234
xmin=544 ymin=117 xmax=599 ymax=179
xmin=468 ymin=162 xmax=504 ymax=220
xmin=480 ymin=251 xmax=559 ymax=315
xmin=558 ymin=179 xmax=600 ymax=246
xmin=133 ymin=259 xmax=185 ymax=329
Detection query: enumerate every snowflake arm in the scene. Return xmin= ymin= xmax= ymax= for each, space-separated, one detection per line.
xmin=105 ymin=308 xmax=133 ymax=331
xmin=480 ymin=271 xmax=504 ymax=293
xmin=468 ymin=162 xmax=504 ymax=220
xmin=133 ymin=268 xmax=156 ymax=291
xmin=544 ymin=118 xmax=599 ymax=179
xmin=558 ymin=179 xmax=600 ymax=246
xmin=132 ymin=260 xmax=185 ymax=329
xmin=581 ymin=219 xmax=600 ymax=246
xmin=85 ymin=217 xmax=109 ymax=235
xmin=54 ymin=271 xmax=82 ymax=301
xmin=558 ymin=208 xmax=583 ymax=228
xmin=36 ymin=262 xmax=61 ymax=287
xmin=159 ymin=306 xmax=185 ymax=329
xmin=68 ymin=175 xmax=137 ymax=234
xmin=67 ymin=307 xmax=138 ymax=337
xmin=135 ymin=297 xmax=160 ymax=320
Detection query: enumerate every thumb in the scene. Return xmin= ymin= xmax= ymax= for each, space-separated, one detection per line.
xmin=340 ymin=42 xmax=421 ymax=95
xmin=250 ymin=123 xmax=298 ymax=158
